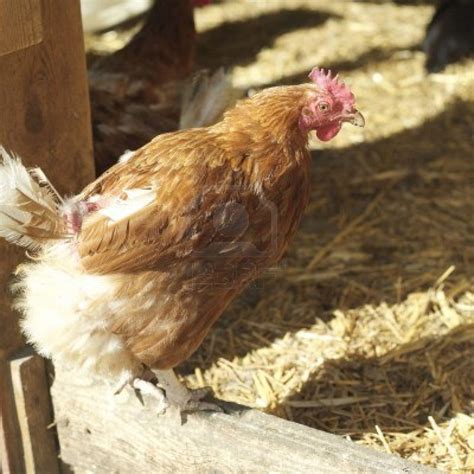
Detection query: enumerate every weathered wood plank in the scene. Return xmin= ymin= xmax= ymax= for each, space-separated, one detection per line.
xmin=52 ymin=368 xmax=439 ymax=473
xmin=9 ymin=349 xmax=60 ymax=474
xmin=0 ymin=362 xmax=24 ymax=474
xmin=0 ymin=0 xmax=43 ymax=57
xmin=0 ymin=0 xmax=94 ymax=471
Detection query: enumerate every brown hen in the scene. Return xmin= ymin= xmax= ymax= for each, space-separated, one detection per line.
xmin=89 ymin=0 xmax=224 ymax=176
xmin=0 ymin=69 xmax=364 ymax=413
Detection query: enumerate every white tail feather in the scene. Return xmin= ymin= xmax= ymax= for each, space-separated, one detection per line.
xmin=0 ymin=148 xmax=67 ymax=250
xmin=179 ymin=69 xmax=240 ymax=130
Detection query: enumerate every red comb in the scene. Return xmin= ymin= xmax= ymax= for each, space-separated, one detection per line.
xmin=308 ymin=68 xmax=355 ymax=106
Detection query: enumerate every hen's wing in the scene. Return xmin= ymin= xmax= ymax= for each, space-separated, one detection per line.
xmin=78 ymin=129 xmax=249 ymax=274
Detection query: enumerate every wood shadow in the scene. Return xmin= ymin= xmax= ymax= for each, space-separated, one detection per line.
xmin=353 ymin=0 xmax=437 ymax=5
xmin=279 ymin=324 xmax=473 ymax=436
xmin=197 ymin=8 xmax=340 ymax=69
xmin=261 ymin=45 xmax=419 ymax=88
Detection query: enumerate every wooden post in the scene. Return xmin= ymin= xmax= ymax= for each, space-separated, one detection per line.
xmin=51 ymin=368 xmax=439 ymax=474
xmin=0 ymin=0 xmax=95 ymax=471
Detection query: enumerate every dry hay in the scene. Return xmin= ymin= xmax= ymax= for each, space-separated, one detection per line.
xmin=86 ymin=0 xmax=474 ymax=471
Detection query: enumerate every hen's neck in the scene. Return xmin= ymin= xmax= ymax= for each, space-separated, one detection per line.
xmin=225 ymin=85 xmax=312 ymax=148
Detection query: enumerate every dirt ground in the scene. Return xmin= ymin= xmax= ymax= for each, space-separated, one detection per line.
xmin=87 ymin=0 xmax=474 ymax=471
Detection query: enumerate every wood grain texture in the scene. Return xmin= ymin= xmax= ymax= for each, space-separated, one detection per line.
xmin=0 ymin=362 xmax=24 ymax=474
xmin=9 ymin=349 xmax=60 ymax=474
xmin=51 ymin=368 xmax=439 ymax=474
xmin=0 ymin=0 xmax=43 ymax=57
xmin=0 ymin=0 xmax=94 ymax=471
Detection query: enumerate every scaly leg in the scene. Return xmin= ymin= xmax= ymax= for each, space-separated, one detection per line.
xmin=154 ymin=369 xmax=222 ymax=413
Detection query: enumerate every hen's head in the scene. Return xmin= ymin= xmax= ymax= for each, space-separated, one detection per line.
xmin=299 ymin=68 xmax=365 ymax=141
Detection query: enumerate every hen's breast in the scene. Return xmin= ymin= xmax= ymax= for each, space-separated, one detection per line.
xmin=110 ymin=265 xmax=245 ymax=369
xmin=113 ymin=149 xmax=312 ymax=369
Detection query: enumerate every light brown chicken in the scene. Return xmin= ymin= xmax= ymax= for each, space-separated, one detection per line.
xmin=0 ymin=69 xmax=364 ymax=412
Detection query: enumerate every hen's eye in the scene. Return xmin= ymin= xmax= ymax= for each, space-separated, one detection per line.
xmin=318 ymin=102 xmax=330 ymax=112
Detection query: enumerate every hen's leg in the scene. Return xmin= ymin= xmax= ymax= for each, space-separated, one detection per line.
xmin=131 ymin=378 xmax=169 ymax=413
xmin=154 ymin=369 xmax=221 ymax=412
xmin=121 ymin=368 xmax=169 ymax=414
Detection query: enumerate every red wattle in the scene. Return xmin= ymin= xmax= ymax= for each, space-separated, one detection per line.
xmin=316 ymin=123 xmax=342 ymax=141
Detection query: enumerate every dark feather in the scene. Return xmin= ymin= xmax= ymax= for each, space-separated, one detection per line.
xmin=423 ymin=0 xmax=474 ymax=72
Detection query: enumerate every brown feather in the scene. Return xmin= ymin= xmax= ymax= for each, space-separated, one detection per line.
xmin=77 ymin=85 xmax=313 ymax=368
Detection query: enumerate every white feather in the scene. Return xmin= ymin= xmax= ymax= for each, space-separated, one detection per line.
xmin=0 ymin=147 xmax=66 ymax=250
xmin=179 ymin=69 xmax=239 ymax=130
xmin=14 ymin=242 xmax=147 ymax=385
xmin=118 ymin=149 xmax=135 ymax=163
xmin=98 ymin=188 xmax=156 ymax=222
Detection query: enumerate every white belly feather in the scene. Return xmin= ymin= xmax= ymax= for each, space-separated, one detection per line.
xmin=14 ymin=242 xmax=141 ymax=386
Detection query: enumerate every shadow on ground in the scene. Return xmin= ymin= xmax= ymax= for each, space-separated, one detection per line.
xmin=280 ymin=324 xmax=474 ymax=436
xmin=197 ymin=8 xmax=340 ymax=69
xmin=355 ymin=0 xmax=437 ymax=5
xmin=261 ymin=45 xmax=420 ymax=87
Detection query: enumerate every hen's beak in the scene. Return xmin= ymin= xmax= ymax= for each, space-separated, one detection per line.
xmin=344 ymin=110 xmax=365 ymax=127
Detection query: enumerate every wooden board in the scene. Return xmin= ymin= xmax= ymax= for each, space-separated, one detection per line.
xmin=52 ymin=368 xmax=439 ymax=474
xmin=0 ymin=363 xmax=24 ymax=474
xmin=0 ymin=0 xmax=43 ymax=57
xmin=0 ymin=0 xmax=95 ymax=471
xmin=9 ymin=349 xmax=60 ymax=474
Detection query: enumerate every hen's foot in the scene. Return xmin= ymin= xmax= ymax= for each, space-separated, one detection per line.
xmin=182 ymin=387 xmax=222 ymax=412
xmin=154 ymin=369 xmax=222 ymax=413
xmin=131 ymin=378 xmax=169 ymax=414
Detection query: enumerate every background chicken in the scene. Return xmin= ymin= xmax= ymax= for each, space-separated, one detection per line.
xmin=0 ymin=68 xmax=363 ymax=412
xmin=88 ymin=0 xmax=231 ymax=175
xmin=423 ymin=0 xmax=474 ymax=72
